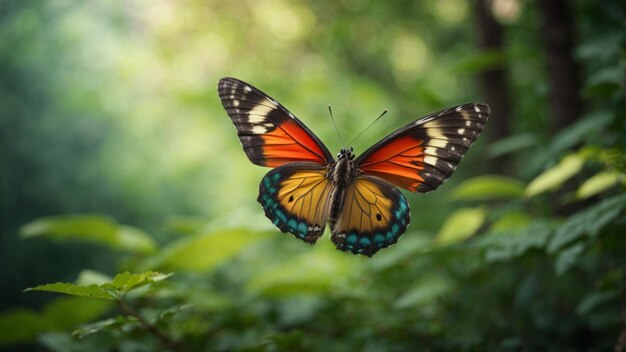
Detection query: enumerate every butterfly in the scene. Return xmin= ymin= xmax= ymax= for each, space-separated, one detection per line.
xmin=218 ymin=77 xmax=489 ymax=256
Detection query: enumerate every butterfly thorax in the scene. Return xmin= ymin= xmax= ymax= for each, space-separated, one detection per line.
xmin=328 ymin=148 xmax=358 ymax=227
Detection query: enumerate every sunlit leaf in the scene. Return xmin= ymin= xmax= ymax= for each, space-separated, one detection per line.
xmin=25 ymin=271 xmax=171 ymax=299
xmin=525 ymin=154 xmax=585 ymax=197
xmin=76 ymin=270 xmax=113 ymax=286
xmin=25 ymin=283 xmax=116 ymax=300
xmin=490 ymin=211 xmax=532 ymax=232
xmin=436 ymin=207 xmax=486 ymax=245
xmin=148 ymin=228 xmax=273 ymax=272
xmin=248 ymin=248 xmax=356 ymax=297
xmin=450 ymin=175 xmax=525 ymax=201
xmin=20 ymin=215 xmax=156 ymax=254
xmin=108 ymin=271 xmax=172 ymax=293
xmin=576 ymin=171 xmax=623 ymax=199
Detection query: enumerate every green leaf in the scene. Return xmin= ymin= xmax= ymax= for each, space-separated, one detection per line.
xmin=482 ymin=221 xmax=553 ymax=262
xmin=42 ymin=297 xmax=112 ymax=330
xmin=548 ymin=111 xmax=613 ymax=157
xmin=146 ymin=228 xmax=273 ymax=272
xmin=0 ymin=309 xmax=51 ymax=346
xmin=576 ymin=290 xmax=619 ymax=316
xmin=72 ymin=316 xmax=139 ymax=340
xmin=486 ymin=133 xmax=538 ymax=158
xmin=109 ymin=271 xmax=172 ymax=293
xmin=490 ymin=211 xmax=532 ymax=232
xmin=525 ymin=154 xmax=585 ymax=197
xmin=576 ymin=171 xmax=623 ymax=199
xmin=0 ymin=297 xmax=111 ymax=346
xmin=164 ymin=216 xmax=209 ymax=235
xmin=25 ymin=283 xmax=116 ymax=300
xmin=450 ymin=175 xmax=525 ymax=201
xmin=555 ymin=243 xmax=585 ymax=275
xmin=248 ymin=248 xmax=356 ymax=297
xmin=25 ymin=271 xmax=171 ymax=299
xmin=394 ymin=276 xmax=452 ymax=309
xmin=76 ymin=270 xmax=113 ymax=286
xmin=547 ymin=193 xmax=626 ymax=252
xmin=20 ymin=214 xmax=156 ymax=254
xmin=436 ymin=208 xmax=486 ymax=245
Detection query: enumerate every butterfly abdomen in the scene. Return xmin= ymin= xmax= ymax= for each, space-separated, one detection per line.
xmin=328 ymin=150 xmax=358 ymax=227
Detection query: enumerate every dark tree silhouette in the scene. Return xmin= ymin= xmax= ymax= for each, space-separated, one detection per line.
xmin=473 ymin=0 xmax=512 ymax=174
xmin=537 ymin=0 xmax=583 ymax=131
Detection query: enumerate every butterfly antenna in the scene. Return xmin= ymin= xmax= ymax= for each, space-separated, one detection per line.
xmin=347 ymin=109 xmax=388 ymax=147
xmin=328 ymin=105 xmax=346 ymax=148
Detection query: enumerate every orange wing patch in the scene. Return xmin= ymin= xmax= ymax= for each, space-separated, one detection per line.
xmin=355 ymin=103 xmax=489 ymax=193
xmin=218 ymin=77 xmax=334 ymax=167
xmin=358 ymin=136 xmax=426 ymax=191
xmin=261 ymin=119 xmax=332 ymax=167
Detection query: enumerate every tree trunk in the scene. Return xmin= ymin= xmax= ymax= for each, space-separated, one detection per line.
xmin=474 ymin=0 xmax=512 ymax=174
xmin=537 ymin=0 xmax=583 ymax=131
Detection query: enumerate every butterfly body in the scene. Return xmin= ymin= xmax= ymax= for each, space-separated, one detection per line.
xmin=218 ymin=77 xmax=489 ymax=256
xmin=328 ymin=148 xmax=356 ymax=225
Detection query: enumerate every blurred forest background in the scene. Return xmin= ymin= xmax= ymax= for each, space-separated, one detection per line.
xmin=0 ymin=0 xmax=624 ymax=351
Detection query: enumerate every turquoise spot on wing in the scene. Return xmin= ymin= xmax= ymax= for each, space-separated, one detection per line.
xmin=275 ymin=210 xmax=287 ymax=223
xmin=359 ymin=237 xmax=371 ymax=247
xmin=373 ymin=234 xmax=385 ymax=244
xmin=297 ymin=222 xmax=307 ymax=235
xmin=347 ymin=234 xmax=357 ymax=245
xmin=392 ymin=223 xmax=399 ymax=235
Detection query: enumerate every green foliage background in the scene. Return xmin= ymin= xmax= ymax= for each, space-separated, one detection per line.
xmin=0 ymin=0 xmax=624 ymax=351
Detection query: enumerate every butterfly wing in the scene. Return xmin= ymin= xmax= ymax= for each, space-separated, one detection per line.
xmin=218 ymin=77 xmax=334 ymax=167
xmin=354 ymin=103 xmax=489 ymax=192
xmin=258 ymin=162 xmax=333 ymax=243
xmin=330 ymin=175 xmax=410 ymax=257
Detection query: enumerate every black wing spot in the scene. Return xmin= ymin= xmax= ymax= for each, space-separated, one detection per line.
xmin=376 ymin=213 xmax=382 ymax=221
xmin=288 ymin=195 xmax=294 ymax=202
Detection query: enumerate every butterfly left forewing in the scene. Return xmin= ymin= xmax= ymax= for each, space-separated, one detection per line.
xmin=355 ymin=103 xmax=489 ymax=193
xmin=258 ymin=162 xmax=333 ymax=243
xmin=218 ymin=77 xmax=334 ymax=167
xmin=331 ymin=175 xmax=410 ymax=257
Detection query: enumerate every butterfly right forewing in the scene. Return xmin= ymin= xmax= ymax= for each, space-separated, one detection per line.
xmin=355 ymin=103 xmax=489 ymax=193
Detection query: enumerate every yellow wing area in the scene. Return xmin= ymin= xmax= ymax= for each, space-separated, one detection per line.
xmin=334 ymin=178 xmax=394 ymax=233
xmin=276 ymin=169 xmax=333 ymax=228
xmin=331 ymin=175 xmax=410 ymax=256
xmin=258 ymin=162 xmax=333 ymax=243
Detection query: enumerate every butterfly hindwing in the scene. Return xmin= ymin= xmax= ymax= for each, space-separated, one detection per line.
xmin=218 ymin=77 xmax=334 ymax=167
xmin=331 ymin=175 xmax=410 ymax=257
xmin=355 ymin=103 xmax=489 ymax=193
xmin=258 ymin=162 xmax=333 ymax=244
